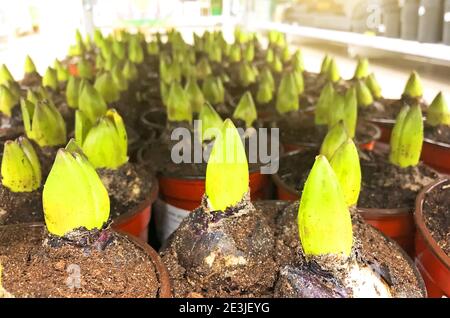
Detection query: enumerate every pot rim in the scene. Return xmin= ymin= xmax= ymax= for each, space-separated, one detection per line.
xmin=414 ymin=178 xmax=450 ymax=270
xmin=0 ymin=223 xmax=172 ymax=298
xmin=423 ymin=137 xmax=450 ymax=148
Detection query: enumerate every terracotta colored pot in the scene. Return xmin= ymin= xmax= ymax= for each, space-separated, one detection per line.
xmin=112 ymin=177 xmax=159 ymax=242
xmin=421 ymin=139 xmax=450 ymax=174
xmin=68 ymin=63 xmax=79 ymax=77
xmin=368 ymin=118 xmax=395 ymax=144
xmin=414 ymin=179 xmax=450 ymax=298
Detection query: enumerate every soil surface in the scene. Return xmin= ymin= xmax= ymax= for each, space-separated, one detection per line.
xmin=0 ymin=184 xmax=43 ymax=225
xmin=160 ymin=193 xmax=278 ymax=298
xmin=0 ymin=225 xmax=160 ymax=297
xmin=358 ymin=150 xmax=439 ymax=209
xmin=424 ymin=124 xmax=450 ymax=146
xmin=422 ymin=180 xmax=450 ymax=256
xmin=360 ymin=98 xmax=428 ymax=121
xmin=97 ymin=162 xmax=154 ymax=219
xmin=274 ymin=202 xmax=425 ymax=298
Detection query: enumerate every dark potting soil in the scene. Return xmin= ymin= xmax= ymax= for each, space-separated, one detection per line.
xmin=97 ymin=162 xmax=154 ymax=219
xmin=0 ymin=107 xmax=23 ymax=136
xmin=359 ymin=98 xmax=428 ymax=121
xmin=160 ymin=193 xmax=278 ymax=298
xmin=20 ymin=72 xmax=42 ymax=88
xmin=358 ymin=151 xmax=439 ymax=209
xmin=0 ymin=184 xmax=42 ymax=225
xmin=0 ymin=225 xmax=160 ymax=297
xmin=278 ymin=112 xmax=379 ymax=148
xmin=273 ymin=202 xmax=425 ymax=298
xmin=422 ymin=180 xmax=450 ymax=256
xmin=424 ymin=124 xmax=450 ymax=146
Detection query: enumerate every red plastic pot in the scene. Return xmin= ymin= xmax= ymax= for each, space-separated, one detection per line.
xmin=159 ymin=171 xmax=270 ymax=211
xmin=68 ymin=63 xmax=79 ymax=77
xmin=368 ymin=118 xmax=395 ymax=144
xmin=421 ymin=139 xmax=450 ymax=174
xmin=414 ymin=179 xmax=450 ymax=298
xmin=112 ymin=178 xmax=159 ymax=242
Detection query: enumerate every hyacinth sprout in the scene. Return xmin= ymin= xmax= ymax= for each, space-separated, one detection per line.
xmin=199 ymin=102 xmax=224 ymax=142
xmin=185 ymin=79 xmax=205 ymax=114
xmin=276 ymin=73 xmax=299 ymax=114
xmin=403 ymin=71 xmax=423 ymax=99
xmin=202 ymin=76 xmax=225 ymax=105
xmin=366 ymin=73 xmax=382 ymax=99
xmin=0 ymin=64 xmax=14 ymax=85
xmin=0 ymin=84 xmax=18 ymax=117
xmin=356 ymin=80 xmax=374 ymax=108
xmin=354 ymin=58 xmax=370 ymax=79
xmin=76 ymin=109 xmax=128 ymax=169
xmin=123 ymin=61 xmax=138 ymax=81
xmin=42 ymin=67 xmax=58 ymax=91
xmin=66 ymin=76 xmax=80 ymax=109
xmin=166 ymin=82 xmax=193 ymax=123
xmin=298 ymin=155 xmax=353 ymax=258
xmin=320 ymin=121 xmax=348 ymax=161
xmin=327 ymin=59 xmax=340 ymax=83
xmin=54 ymin=59 xmax=69 ymax=83
xmin=320 ymin=55 xmax=332 ymax=75
xmin=426 ymin=92 xmax=449 ymax=127
xmin=315 ymin=83 xmax=335 ymax=126
xmin=78 ymin=82 xmax=108 ymax=124
xmin=128 ymin=36 xmax=144 ymax=64
xmin=77 ymin=58 xmax=93 ymax=80
xmin=239 ymin=62 xmax=258 ymax=87
xmin=389 ymin=104 xmax=423 ymax=168
xmin=205 ymin=119 xmax=249 ymax=211
xmin=94 ymin=72 xmax=120 ymax=104
xmin=233 ymin=91 xmax=257 ymax=128
xmin=21 ymin=99 xmax=67 ymax=147
xmin=43 ymin=139 xmax=110 ymax=237
xmin=1 ymin=137 xmax=42 ymax=192
xmin=24 ymin=55 xmax=37 ymax=74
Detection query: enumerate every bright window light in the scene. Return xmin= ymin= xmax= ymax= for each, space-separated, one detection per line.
xmin=418 ymin=6 xmax=426 ymax=16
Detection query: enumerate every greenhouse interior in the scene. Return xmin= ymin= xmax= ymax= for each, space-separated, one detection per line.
xmin=0 ymin=0 xmax=449 ymax=300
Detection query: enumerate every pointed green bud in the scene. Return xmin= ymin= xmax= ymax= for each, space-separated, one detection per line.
xmin=167 ymin=82 xmax=193 ymax=123
xmin=84 ymin=34 xmax=93 ymax=51
xmin=199 ymin=102 xmax=223 ymax=142
xmin=280 ymin=46 xmax=290 ymax=63
xmin=233 ymin=92 xmax=257 ymax=128
xmin=327 ymin=59 xmax=340 ymax=83
xmin=21 ymin=99 xmax=67 ymax=147
xmin=185 ymin=79 xmax=205 ymax=114
xmin=344 ymin=87 xmax=358 ymax=138
xmin=260 ymin=67 xmax=275 ymax=92
xmin=292 ymin=69 xmax=304 ymax=95
xmin=43 ymin=139 xmax=110 ymax=237
xmin=27 ymin=90 xmax=40 ymax=106
xmin=94 ymin=72 xmax=120 ymax=104
xmin=80 ymin=109 xmax=128 ymax=169
xmin=389 ymin=104 xmax=423 ymax=168
xmin=320 ymin=121 xmax=348 ymax=161
xmin=112 ymin=64 xmax=128 ymax=92
xmin=426 ymin=92 xmax=450 ymax=127
xmin=266 ymin=48 xmax=274 ymax=64
xmin=209 ymin=45 xmax=222 ymax=63
xmin=113 ymin=40 xmax=126 ymax=60
xmin=327 ymin=93 xmax=346 ymax=130
xmin=123 ymin=61 xmax=138 ymax=81
xmin=244 ymin=43 xmax=255 ymax=62
xmin=257 ymin=81 xmax=274 ymax=104
xmin=36 ymin=86 xmax=50 ymax=100
xmin=77 ymin=58 xmax=93 ymax=80
xmin=147 ymin=41 xmax=160 ymax=55
xmin=196 ymin=58 xmax=212 ymax=80
xmin=206 ymin=119 xmax=249 ymax=211
xmin=229 ymin=43 xmax=242 ymax=63
xmin=0 ymin=84 xmax=18 ymax=117
xmin=354 ymin=58 xmax=370 ymax=79
xmin=75 ymin=110 xmax=91 ymax=146
xmin=93 ymin=29 xmax=104 ymax=47
xmin=202 ymin=76 xmax=225 ymax=105
xmin=320 ymin=55 xmax=332 ymax=75
xmin=356 ymin=80 xmax=374 ymax=107
xmin=330 ymin=139 xmax=361 ymax=207
xmin=66 ymin=76 xmax=80 ymax=109
xmin=0 ymin=64 xmax=14 ymax=85
xmin=75 ymin=29 xmax=85 ymax=51
xmin=403 ymin=71 xmax=423 ymax=98
xmin=292 ymin=50 xmax=304 ymax=71
xmin=95 ymin=54 xmax=105 ymax=71
xmin=1 ymin=137 xmax=42 ymax=192
xmin=365 ymin=73 xmax=382 ymax=99
xmin=128 ymin=37 xmax=144 ymax=64
xmin=239 ymin=62 xmax=257 ymax=87
xmin=78 ymin=82 xmax=107 ymax=123
xmin=24 ymin=55 xmax=37 ymax=74
xmin=315 ymin=83 xmax=335 ymax=126
xmin=42 ymin=67 xmax=58 ymax=91
xmin=271 ymin=55 xmax=283 ymax=74
xmin=276 ymin=73 xmax=299 ymax=114
xmin=103 ymin=52 xmax=118 ymax=72
xmin=54 ymin=59 xmax=69 ymax=83
xmin=298 ymin=155 xmax=353 ymax=258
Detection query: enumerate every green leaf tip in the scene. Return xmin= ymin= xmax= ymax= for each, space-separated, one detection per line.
xmin=298 ymin=155 xmax=353 ymax=258
xmin=330 ymin=139 xmax=361 ymax=207
xmin=185 ymin=79 xmax=205 ymax=114
xmin=356 ymin=80 xmax=374 ymax=108
xmin=320 ymin=121 xmax=348 ymax=161
xmin=389 ymin=104 xmax=424 ymax=168
xmin=0 ymin=64 xmax=14 ymax=85
xmin=54 ymin=59 xmax=69 ymax=83
xmin=77 ymin=58 xmax=93 ymax=80
xmin=94 ymin=72 xmax=120 ymax=104
xmin=78 ymin=82 xmax=108 ymax=124
xmin=66 ymin=76 xmax=80 ymax=109
xmin=354 ymin=58 xmax=370 ymax=79
xmin=24 ymin=55 xmax=37 ymax=74
xmin=123 ymin=61 xmax=138 ymax=81
xmin=196 ymin=58 xmax=212 ymax=80
xmin=202 ymin=76 xmax=225 ymax=105
xmin=21 ymin=99 xmax=67 ymax=147
xmin=366 ymin=73 xmax=382 ymax=99
xmin=42 ymin=67 xmax=58 ymax=91
xmin=233 ymin=92 xmax=257 ymax=128
xmin=78 ymin=109 xmax=128 ymax=169
xmin=276 ymin=73 xmax=300 ymax=114
xmin=229 ymin=43 xmax=242 ymax=63
xmin=43 ymin=139 xmax=110 ymax=237
xmin=1 ymin=137 xmax=42 ymax=192
xmin=199 ymin=102 xmax=223 ymax=142
xmin=128 ymin=37 xmax=144 ymax=64
xmin=320 ymin=55 xmax=332 ymax=75
xmin=403 ymin=71 xmax=423 ymax=98
xmin=426 ymin=92 xmax=450 ymax=127
xmin=327 ymin=59 xmax=340 ymax=83
xmin=167 ymin=82 xmax=193 ymax=123
xmin=239 ymin=62 xmax=257 ymax=87
xmin=315 ymin=82 xmax=335 ymax=125
xmin=257 ymin=80 xmax=274 ymax=104
xmin=0 ymin=84 xmax=19 ymax=117
xmin=206 ymin=119 xmax=249 ymax=211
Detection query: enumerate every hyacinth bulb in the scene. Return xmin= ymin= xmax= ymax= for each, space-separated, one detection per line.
xmin=0 ymin=84 xmax=19 ymax=117
xmin=320 ymin=121 xmax=348 ymax=161
xmin=94 ymin=72 xmax=120 ymax=104
xmin=403 ymin=71 xmax=423 ymax=99
xmin=77 ymin=109 xmax=128 ymax=169
xmin=1 ymin=137 xmax=42 ymax=192
xmin=205 ymin=119 xmax=249 ymax=211
xmin=21 ymin=99 xmax=67 ymax=147
xmin=233 ymin=91 xmax=257 ymax=128
xmin=78 ymin=82 xmax=107 ymax=124
xmin=276 ymin=73 xmax=299 ymax=114
xmin=167 ymin=82 xmax=193 ymax=123
xmin=43 ymin=139 xmax=110 ymax=237
xmin=42 ymin=67 xmax=58 ymax=91
xmin=198 ymin=102 xmax=223 ymax=142
xmin=185 ymin=79 xmax=205 ymax=114
xmin=298 ymin=155 xmax=353 ymax=257
xmin=426 ymin=92 xmax=450 ymax=127
xmin=66 ymin=76 xmax=80 ymax=109
xmin=24 ymin=55 xmax=37 ymax=74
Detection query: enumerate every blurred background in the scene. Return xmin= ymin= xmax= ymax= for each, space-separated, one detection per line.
xmin=0 ymin=0 xmax=448 ymax=101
